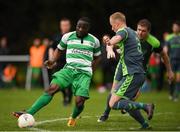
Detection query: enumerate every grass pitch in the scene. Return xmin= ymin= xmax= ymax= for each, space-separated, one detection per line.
xmin=0 ymin=88 xmax=180 ymax=131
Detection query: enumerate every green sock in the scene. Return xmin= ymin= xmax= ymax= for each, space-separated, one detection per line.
xmin=113 ymin=100 xmax=146 ymax=111
xmin=71 ymin=105 xmax=84 ymax=119
xmin=27 ymin=92 xmax=53 ymax=115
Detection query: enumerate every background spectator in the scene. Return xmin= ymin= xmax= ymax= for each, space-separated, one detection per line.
xmin=0 ymin=36 xmax=10 ymax=88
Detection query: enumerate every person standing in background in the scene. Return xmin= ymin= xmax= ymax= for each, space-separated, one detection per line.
xmin=44 ymin=18 xmax=73 ymax=106
xmin=27 ymin=38 xmax=47 ymax=88
xmin=0 ymin=36 xmax=10 ymax=88
xmin=164 ymin=21 xmax=180 ymax=101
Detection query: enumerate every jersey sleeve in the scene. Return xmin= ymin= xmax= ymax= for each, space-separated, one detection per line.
xmin=93 ymin=38 xmax=101 ymax=57
xmin=116 ymin=29 xmax=128 ymax=41
xmin=57 ymin=33 xmax=69 ymax=50
xmin=165 ymin=34 xmax=174 ymax=47
xmin=164 ymin=40 xmax=170 ymax=47
xmin=147 ymin=34 xmax=160 ymax=48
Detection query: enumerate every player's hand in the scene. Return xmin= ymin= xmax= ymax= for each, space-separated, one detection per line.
xmin=106 ymin=45 xmax=116 ymax=59
xmin=107 ymin=49 xmax=116 ymax=59
xmin=167 ymin=70 xmax=174 ymax=83
xmin=102 ymin=35 xmax=111 ymax=45
xmin=44 ymin=60 xmax=57 ymax=69
xmin=116 ymin=48 xmax=121 ymax=54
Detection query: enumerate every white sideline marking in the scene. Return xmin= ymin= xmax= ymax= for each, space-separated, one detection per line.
xmin=35 ymin=115 xmax=93 ymax=126
xmin=35 ymin=114 xmax=123 ymax=126
xmin=35 ymin=117 xmax=69 ymax=125
xmin=29 ymin=127 xmax=50 ymax=131
xmin=30 ymin=112 xmax=174 ymax=131
xmin=35 ymin=112 xmax=174 ymax=126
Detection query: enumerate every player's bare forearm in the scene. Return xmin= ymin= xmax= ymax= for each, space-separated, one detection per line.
xmin=44 ymin=48 xmax=62 ymax=69
xmin=103 ymin=35 xmax=122 ymax=46
xmin=106 ymin=45 xmax=114 ymax=51
xmin=161 ymin=51 xmax=171 ymax=72
xmin=163 ymin=46 xmax=168 ymax=54
xmin=161 ymin=50 xmax=174 ymax=81
xmin=48 ymin=48 xmax=54 ymax=60
xmin=109 ymin=35 xmax=122 ymax=46
xmin=51 ymin=48 xmax=62 ymax=62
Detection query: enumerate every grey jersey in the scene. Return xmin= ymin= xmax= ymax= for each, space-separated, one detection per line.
xmin=166 ymin=33 xmax=180 ymax=60
xmin=116 ymin=27 xmax=144 ymax=76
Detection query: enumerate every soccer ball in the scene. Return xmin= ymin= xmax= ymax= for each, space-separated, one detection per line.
xmin=18 ymin=114 xmax=35 ymax=128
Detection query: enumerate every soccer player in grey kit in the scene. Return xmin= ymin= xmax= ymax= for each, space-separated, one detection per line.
xmin=101 ymin=12 xmax=155 ymax=129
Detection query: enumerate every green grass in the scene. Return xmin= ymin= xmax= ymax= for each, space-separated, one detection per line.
xmin=0 ymin=88 xmax=180 ymax=131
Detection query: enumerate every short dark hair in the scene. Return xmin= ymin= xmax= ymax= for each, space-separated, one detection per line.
xmin=79 ymin=17 xmax=91 ymax=24
xmin=137 ymin=19 xmax=151 ymax=31
xmin=173 ymin=20 xmax=180 ymax=26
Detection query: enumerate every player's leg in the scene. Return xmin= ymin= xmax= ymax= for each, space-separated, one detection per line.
xmin=128 ymin=110 xmax=150 ymax=129
xmin=98 ymin=63 xmax=122 ymax=122
xmin=63 ymin=87 xmax=73 ymax=106
xmin=60 ymin=88 xmax=73 ymax=106
xmin=108 ymin=74 xmax=133 ymax=108
xmin=169 ymin=60 xmax=176 ymax=99
xmin=68 ymin=96 xmax=86 ymax=127
xmin=13 ymin=83 xmax=60 ymax=118
xmin=172 ymin=60 xmax=180 ymax=101
xmin=173 ymin=72 xmax=180 ymax=101
xmin=113 ymin=88 xmax=141 ymax=115
xmin=13 ymin=68 xmax=72 ymax=117
xmin=169 ymin=82 xmax=175 ymax=100
xmin=97 ymin=81 xmax=118 ymax=122
xmin=109 ymin=74 xmax=154 ymax=128
xmin=72 ymin=96 xmax=86 ymax=119
xmin=67 ymin=72 xmax=91 ymax=127
xmin=26 ymin=84 xmax=60 ymax=115
xmin=103 ymin=93 xmax=112 ymax=116
xmin=60 ymin=89 xmax=67 ymax=105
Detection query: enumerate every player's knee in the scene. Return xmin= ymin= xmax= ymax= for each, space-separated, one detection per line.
xmin=45 ymin=84 xmax=60 ymax=96
xmin=132 ymin=90 xmax=140 ymax=101
xmin=109 ymin=101 xmax=114 ymax=108
xmin=75 ymin=97 xmax=85 ymax=107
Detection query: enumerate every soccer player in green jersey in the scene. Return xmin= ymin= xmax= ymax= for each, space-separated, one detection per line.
xmin=98 ymin=18 xmax=174 ymax=129
xmin=13 ymin=17 xmax=101 ymax=127
xmin=164 ymin=21 xmax=180 ymax=101
xmin=102 ymin=12 xmax=154 ymax=129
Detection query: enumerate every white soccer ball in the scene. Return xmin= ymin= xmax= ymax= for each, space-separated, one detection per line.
xmin=18 ymin=114 xmax=35 ymax=128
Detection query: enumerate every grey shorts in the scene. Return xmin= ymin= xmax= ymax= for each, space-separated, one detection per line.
xmin=113 ymin=63 xmax=123 ymax=82
xmin=113 ymin=73 xmax=145 ymax=100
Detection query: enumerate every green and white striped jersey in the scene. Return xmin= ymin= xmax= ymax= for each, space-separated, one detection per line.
xmin=57 ymin=31 xmax=101 ymax=75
